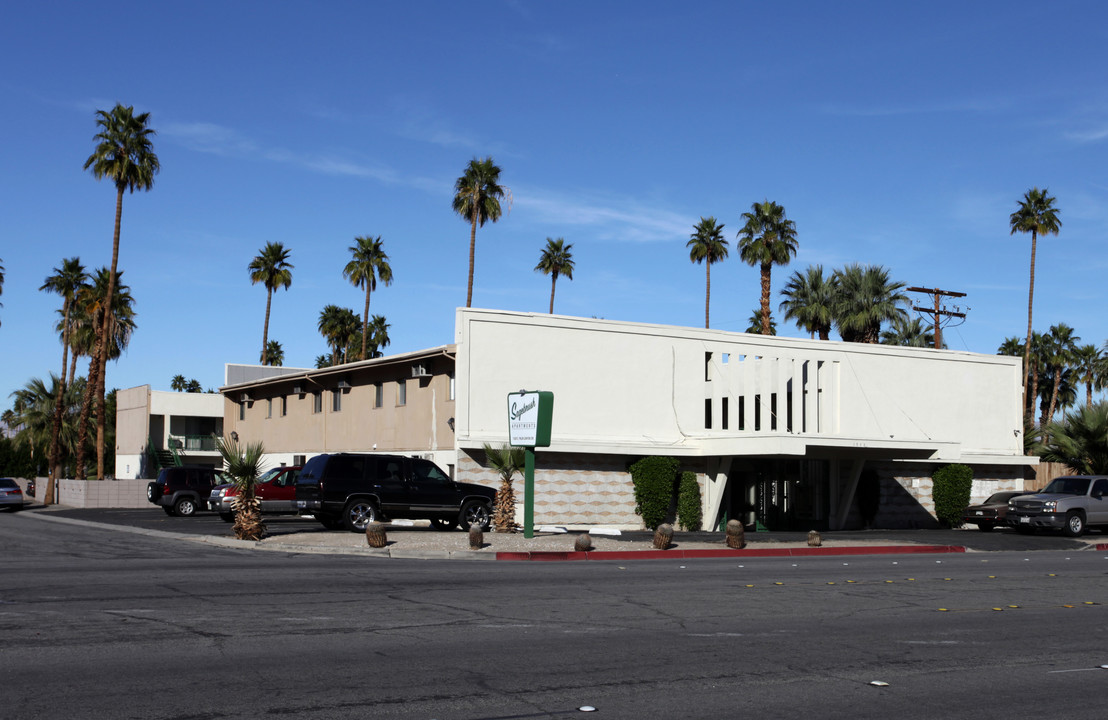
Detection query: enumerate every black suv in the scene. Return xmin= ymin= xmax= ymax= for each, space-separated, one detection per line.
xmin=295 ymin=453 xmax=495 ymax=533
xmin=147 ymin=466 xmax=223 ymax=517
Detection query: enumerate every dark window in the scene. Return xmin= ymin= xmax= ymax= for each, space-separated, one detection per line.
xmin=327 ymin=455 xmax=368 ymax=483
xmin=411 ymin=458 xmax=451 ymax=485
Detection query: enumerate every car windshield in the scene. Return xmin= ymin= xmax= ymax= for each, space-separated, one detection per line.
xmin=1041 ymin=477 xmax=1091 ymax=495
xmin=0 ymin=478 xmax=18 ymax=489
xmin=985 ymin=492 xmax=1020 ymax=504
xmin=257 ymin=468 xmax=283 ymax=484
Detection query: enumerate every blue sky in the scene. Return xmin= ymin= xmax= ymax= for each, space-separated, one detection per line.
xmin=2 ymin=1 xmax=1107 ymax=407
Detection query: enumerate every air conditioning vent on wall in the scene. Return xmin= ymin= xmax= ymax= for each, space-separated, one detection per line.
xmin=411 ymin=364 xmax=430 ymax=378
xmin=293 ymin=384 xmax=303 ymax=395
xmin=240 ymin=392 xmax=252 ymax=403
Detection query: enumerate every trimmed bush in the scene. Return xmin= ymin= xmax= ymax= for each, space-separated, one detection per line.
xmin=629 ymin=456 xmax=680 ymax=530
xmin=677 ymin=471 xmax=702 ymax=531
xmin=932 ymin=463 xmax=973 ymax=527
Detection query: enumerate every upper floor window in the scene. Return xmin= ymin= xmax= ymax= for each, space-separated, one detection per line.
xmin=332 ymin=389 xmax=342 ymax=412
xmin=449 ymin=372 xmax=455 ymax=401
xmin=397 ymin=379 xmax=407 ymax=406
xmin=312 ymin=391 xmax=323 ymax=414
xmin=374 ymin=382 xmax=383 ymax=408
xmin=280 ymin=396 xmax=287 ymax=417
xmin=266 ymin=399 xmax=273 ymax=419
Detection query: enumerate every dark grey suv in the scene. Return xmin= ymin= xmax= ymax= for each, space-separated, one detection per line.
xmin=147 ymin=466 xmax=223 ymax=517
xmin=295 ymin=453 xmax=495 ymax=533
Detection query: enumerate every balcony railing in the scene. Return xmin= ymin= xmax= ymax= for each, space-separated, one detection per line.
xmin=168 ymin=434 xmax=219 ymax=452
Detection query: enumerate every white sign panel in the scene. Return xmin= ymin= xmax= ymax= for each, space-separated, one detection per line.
xmin=508 ymin=392 xmax=540 ymax=446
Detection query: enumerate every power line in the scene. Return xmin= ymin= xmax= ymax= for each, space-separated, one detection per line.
xmin=907 ymin=286 xmax=967 ymax=350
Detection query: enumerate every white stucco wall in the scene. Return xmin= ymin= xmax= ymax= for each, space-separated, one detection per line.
xmin=454 ymin=309 xmax=1024 ymax=465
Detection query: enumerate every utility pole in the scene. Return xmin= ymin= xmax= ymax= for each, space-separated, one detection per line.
xmin=907 ymin=286 xmax=966 ymax=349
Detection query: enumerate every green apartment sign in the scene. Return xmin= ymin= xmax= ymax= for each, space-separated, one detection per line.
xmin=507 ymin=390 xmax=553 ymax=538
xmin=507 ymin=390 xmax=553 ymax=448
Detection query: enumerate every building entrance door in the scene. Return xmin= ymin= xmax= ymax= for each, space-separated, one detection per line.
xmin=728 ymin=459 xmax=830 ymax=531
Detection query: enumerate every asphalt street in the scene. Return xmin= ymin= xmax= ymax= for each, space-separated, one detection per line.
xmin=3 ymin=509 xmax=1107 ymax=719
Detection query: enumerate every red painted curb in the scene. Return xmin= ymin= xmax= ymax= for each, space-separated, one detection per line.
xmin=495 ymin=544 xmax=966 ymax=562
xmin=1097 ymin=543 xmax=1108 ymax=551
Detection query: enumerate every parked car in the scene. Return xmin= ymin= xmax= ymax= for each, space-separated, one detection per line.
xmin=962 ymin=491 xmax=1024 ymax=532
xmin=146 ymin=466 xmax=224 ymax=517
xmin=25 ymin=478 xmax=35 ymax=498
xmin=295 ymin=453 xmax=495 ymax=532
xmin=1007 ymin=475 xmax=1108 ymax=537
xmin=209 ymin=465 xmax=302 ymax=522
xmin=0 ymin=478 xmax=25 ymax=511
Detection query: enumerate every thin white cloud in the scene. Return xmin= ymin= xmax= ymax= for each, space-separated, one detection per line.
xmin=514 ymin=188 xmax=693 ymax=243
xmin=818 ymin=96 xmax=1010 ymax=117
xmin=1064 ymin=124 xmax=1108 ymax=143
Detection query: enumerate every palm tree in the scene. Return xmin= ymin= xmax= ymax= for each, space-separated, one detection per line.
xmin=535 ymin=237 xmax=576 ymax=315
xmin=368 ymin=314 xmax=390 ymax=358
xmin=261 ymin=340 xmax=284 ymax=366
xmin=483 ymin=443 xmax=525 ymax=532
xmin=831 ymin=264 xmax=909 ymax=343
xmin=314 ymin=355 xmax=332 ymax=369
xmin=744 ymin=308 xmax=777 ymax=335
xmin=0 ymin=257 xmax=5 ymax=326
xmin=453 ymin=157 xmax=507 ymax=308
xmin=1042 ymin=323 xmax=1079 ymax=427
xmin=249 ymin=242 xmax=293 ymax=366
xmin=1040 ymin=401 xmax=1108 ymax=475
xmin=687 ymin=218 xmax=727 ymax=328
xmin=880 ymin=316 xmax=936 ymax=348
xmin=10 ymin=375 xmax=85 ymax=496
xmin=1010 ymin=188 xmax=1062 ymax=416
xmin=41 ymin=258 xmax=89 ymax=485
xmin=738 ymin=201 xmax=798 ymax=335
xmin=216 ymin=434 xmax=267 ymax=541
xmin=73 ymin=268 xmax=136 ymax=481
xmin=343 ymin=236 xmax=393 ymax=360
xmin=171 ymin=375 xmax=187 ymax=391
xmin=84 ymin=104 xmax=159 ymax=480
xmin=1071 ymin=344 xmax=1103 ymax=408
xmin=317 ymin=305 xmax=359 ymax=366
xmin=779 ymin=265 xmax=837 ymax=340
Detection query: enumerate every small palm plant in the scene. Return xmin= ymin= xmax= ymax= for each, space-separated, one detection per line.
xmin=484 ymin=443 xmax=525 ymax=533
xmin=217 ymin=435 xmax=267 ymax=541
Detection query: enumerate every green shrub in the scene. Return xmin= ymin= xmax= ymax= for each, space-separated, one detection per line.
xmin=932 ymin=464 xmax=973 ymax=527
xmin=677 ymin=471 xmax=702 ymax=531
xmin=629 ymin=456 xmax=679 ymax=530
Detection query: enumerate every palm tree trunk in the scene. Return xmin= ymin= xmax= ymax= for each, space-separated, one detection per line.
xmin=466 ymin=210 xmax=478 ymax=308
xmin=74 ymin=350 xmax=100 ymax=484
xmin=705 ymin=263 xmax=711 ymax=329
xmin=1022 ymin=230 xmax=1037 ymax=420
xmin=1047 ymin=368 xmax=1061 ymax=426
xmin=96 ymin=185 xmax=124 ymax=480
xmin=549 ymin=273 xmax=557 ymax=315
xmin=48 ymin=304 xmax=72 ymax=486
xmin=261 ymin=287 xmax=273 ymax=365
xmin=760 ymin=263 xmax=772 ymax=335
xmin=362 ymin=286 xmax=371 ymax=360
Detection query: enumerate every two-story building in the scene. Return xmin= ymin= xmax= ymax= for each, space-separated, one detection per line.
xmin=115 ymin=385 xmax=224 ymax=479
xmin=217 ymin=308 xmax=1032 ymax=531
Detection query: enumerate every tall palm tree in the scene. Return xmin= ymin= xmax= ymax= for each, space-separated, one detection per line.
xmin=1042 ymin=323 xmax=1079 ymax=427
xmin=171 ymin=374 xmax=187 ymax=391
xmin=1071 ymin=344 xmax=1103 ymax=408
xmin=1010 ymin=188 xmax=1061 ymax=417
xmin=343 ymin=236 xmax=392 ymax=360
xmin=368 ymin=314 xmax=390 ymax=358
xmin=83 ymin=103 xmax=159 ymax=479
xmin=0 ymin=257 xmax=5 ymax=327
xmin=248 ymin=242 xmax=293 ymax=366
xmin=738 ymin=201 xmax=798 ymax=335
xmin=687 ymin=218 xmax=727 ymax=328
xmin=880 ymin=316 xmax=937 ymax=348
xmin=452 ymin=157 xmax=507 ymax=308
xmin=779 ymin=265 xmax=837 ymax=340
xmin=41 ymin=258 xmax=89 ymax=485
xmin=261 ymin=340 xmax=284 ymax=366
xmin=831 ymin=264 xmax=909 ymax=343
xmin=535 ymin=237 xmax=576 ymax=315
xmin=73 ymin=268 xmax=136 ymax=481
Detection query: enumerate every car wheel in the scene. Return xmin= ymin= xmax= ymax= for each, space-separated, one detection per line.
xmin=343 ymin=500 xmax=379 ymax=532
xmin=174 ymin=497 xmax=198 ymax=517
xmin=147 ymin=485 xmax=155 ymax=501
xmin=163 ymin=506 xmax=176 ymax=516
xmin=429 ymin=517 xmax=458 ymax=531
xmin=976 ymin=522 xmax=994 ymax=532
xmin=459 ymin=500 xmax=491 ymax=532
xmin=219 ymin=512 xmax=234 ymax=523
xmin=318 ymin=516 xmax=344 ymax=531
xmin=1063 ymin=511 xmax=1086 ymax=537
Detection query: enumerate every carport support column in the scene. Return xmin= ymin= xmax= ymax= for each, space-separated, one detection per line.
xmin=833 ymin=458 xmax=865 ymax=530
xmin=704 ymin=456 xmax=733 ymax=531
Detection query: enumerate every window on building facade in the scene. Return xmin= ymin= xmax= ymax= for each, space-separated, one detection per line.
xmin=312 ymin=391 xmax=322 ymax=414
xmin=281 ymin=396 xmax=287 ymax=416
xmin=397 ymin=379 xmax=407 ymax=406
xmin=239 ymin=402 xmax=245 ymax=421
xmin=374 ymin=382 xmax=383 ymax=408
xmin=449 ymin=372 xmax=455 ymax=401
xmin=266 ymin=399 xmax=272 ymax=419
xmin=332 ymin=389 xmax=342 ymax=412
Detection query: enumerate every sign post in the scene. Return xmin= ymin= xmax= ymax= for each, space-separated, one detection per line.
xmin=508 ymin=390 xmax=553 ymax=539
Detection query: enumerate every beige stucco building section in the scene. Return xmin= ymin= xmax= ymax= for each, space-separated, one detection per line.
xmin=221 ymin=347 xmax=458 ymax=472
xmin=115 ymin=385 xmax=224 ymax=479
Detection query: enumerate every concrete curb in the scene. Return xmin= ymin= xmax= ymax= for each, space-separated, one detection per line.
xmin=496 ymin=544 xmax=968 ymax=562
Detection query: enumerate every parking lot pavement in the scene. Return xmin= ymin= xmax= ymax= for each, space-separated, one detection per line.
xmin=19 ymin=505 xmax=1102 ymax=558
